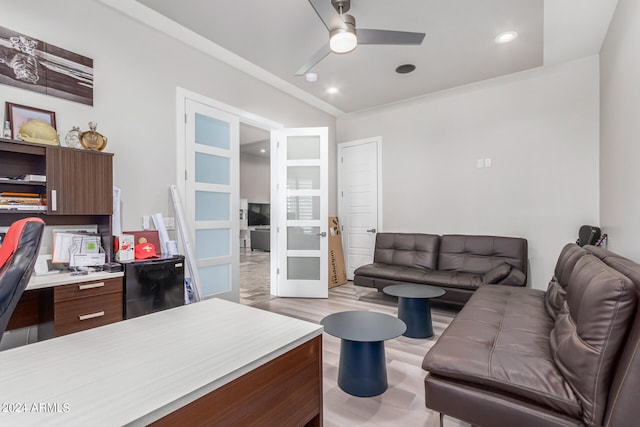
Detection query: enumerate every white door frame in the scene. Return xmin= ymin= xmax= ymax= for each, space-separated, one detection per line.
xmin=176 ymin=87 xmax=283 ymax=302
xmin=337 ymin=136 xmax=383 ymax=278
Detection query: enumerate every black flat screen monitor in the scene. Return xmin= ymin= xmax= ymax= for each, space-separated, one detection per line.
xmin=248 ymin=203 xmax=270 ymax=226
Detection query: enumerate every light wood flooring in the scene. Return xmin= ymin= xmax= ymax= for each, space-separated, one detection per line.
xmin=240 ymin=250 xmax=470 ymax=427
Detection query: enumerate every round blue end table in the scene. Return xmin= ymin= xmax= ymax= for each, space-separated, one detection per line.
xmin=383 ymin=284 xmax=445 ymax=338
xmin=320 ymin=311 xmax=406 ymax=397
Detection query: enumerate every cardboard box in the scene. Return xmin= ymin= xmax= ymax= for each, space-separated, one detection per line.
xmin=114 ymin=234 xmax=135 ymax=262
xmin=328 ymin=216 xmax=347 ymax=288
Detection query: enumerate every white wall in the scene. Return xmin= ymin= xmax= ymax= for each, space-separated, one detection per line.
xmin=2 ymin=0 xmax=337 ymax=231
xmin=240 ymin=153 xmax=270 ymax=203
xmin=337 ymin=57 xmax=600 ymax=289
xmin=600 ymin=0 xmax=640 ymax=262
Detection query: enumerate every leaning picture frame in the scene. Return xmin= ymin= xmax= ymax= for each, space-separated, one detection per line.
xmin=6 ymin=102 xmax=57 ymax=140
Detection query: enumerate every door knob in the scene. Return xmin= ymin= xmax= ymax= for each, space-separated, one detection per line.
xmin=316 ymin=232 xmax=327 ymax=237
xmin=366 ymin=228 xmax=376 ymax=233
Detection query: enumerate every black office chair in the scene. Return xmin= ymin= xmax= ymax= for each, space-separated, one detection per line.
xmin=0 ymin=217 xmax=45 ymax=345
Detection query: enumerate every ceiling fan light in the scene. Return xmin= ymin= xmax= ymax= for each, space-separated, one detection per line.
xmin=330 ymin=28 xmax=357 ymax=53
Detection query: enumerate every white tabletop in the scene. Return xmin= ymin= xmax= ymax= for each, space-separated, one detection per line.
xmin=0 ymin=298 xmax=322 ymax=426
xmin=26 ymin=270 xmax=124 ymax=291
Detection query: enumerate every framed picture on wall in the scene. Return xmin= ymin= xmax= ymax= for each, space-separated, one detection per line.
xmin=6 ymin=102 xmax=56 ymax=140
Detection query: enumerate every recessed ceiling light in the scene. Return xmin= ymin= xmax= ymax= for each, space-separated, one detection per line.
xmin=326 ymin=87 xmax=339 ymax=94
xmin=305 ymin=72 xmax=318 ymax=82
xmin=395 ymin=64 xmax=416 ymax=74
xmin=495 ymin=31 xmax=518 ymax=44
xmin=260 ymin=149 xmax=266 ymax=153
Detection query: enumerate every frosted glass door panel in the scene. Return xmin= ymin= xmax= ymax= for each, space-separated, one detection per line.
xmin=199 ymin=264 xmax=231 ymax=295
xmin=196 ymin=229 xmax=230 ymax=259
xmin=185 ymin=98 xmax=238 ymax=301
xmin=287 ymin=196 xmax=320 ymax=220
xmin=287 ymin=136 xmax=320 ymax=160
xmin=195 ymin=153 xmax=230 ymax=185
xmin=287 ymin=166 xmax=320 ymax=190
xmin=195 ymin=191 xmax=230 ymax=221
xmin=287 ymin=227 xmax=320 ymax=250
xmin=287 ymin=257 xmax=320 ymax=280
xmin=195 ymin=113 xmax=230 ymax=149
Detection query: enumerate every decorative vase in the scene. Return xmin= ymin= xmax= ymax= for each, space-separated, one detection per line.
xmin=79 ymin=122 xmax=107 ymax=151
xmin=64 ymin=126 xmax=82 ymax=148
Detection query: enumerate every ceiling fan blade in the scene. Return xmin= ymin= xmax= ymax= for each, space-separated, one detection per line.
xmin=358 ymin=29 xmax=425 ymax=45
xmin=308 ymin=0 xmax=347 ymax=31
xmin=295 ymin=43 xmax=332 ymax=76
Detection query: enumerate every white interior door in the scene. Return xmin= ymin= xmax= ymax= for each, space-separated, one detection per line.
xmin=273 ymin=127 xmax=328 ymax=298
xmin=338 ymin=138 xmax=381 ymax=280
xmin=184 ymin=99 xmax=239 ymax=301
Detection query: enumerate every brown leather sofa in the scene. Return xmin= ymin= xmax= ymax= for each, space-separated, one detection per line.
xmin=353 ymin=233 xmax=528 ymax=305
xmin=422 ymin=243 xmax=640 ymax=427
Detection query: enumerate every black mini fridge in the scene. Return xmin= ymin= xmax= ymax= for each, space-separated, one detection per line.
xmin=121 ymin=255 xmax=185 ymax=319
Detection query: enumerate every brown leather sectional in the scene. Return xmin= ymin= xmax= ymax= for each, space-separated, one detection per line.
xmin=354 ymin=233 xmax=528 ymax=305
xmin=422 ymin=243 xmax=640 ymax=427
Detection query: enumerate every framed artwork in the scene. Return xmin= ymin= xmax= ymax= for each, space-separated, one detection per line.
xmin=0 ymin=25 xmax=94 ymax=105
xmin=6 ymin=102 xmax=56 ymax=140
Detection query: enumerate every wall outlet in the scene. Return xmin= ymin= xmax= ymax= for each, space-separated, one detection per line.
xmin=484 ymin=158 xmax=492 ymax=167
xmin=476 ymin=159 xmax=485 ymax=168
xmin=164 ymin=217 xmax=175 ymax=230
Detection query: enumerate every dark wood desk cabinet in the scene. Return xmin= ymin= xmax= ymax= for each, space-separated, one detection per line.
xmin=53 ymin=277 xmax=123 ymax=336
xmin=0 ymin=138 xmax=114 ymax=256
xmin=46 ymin=145 xmax=113 ymax=215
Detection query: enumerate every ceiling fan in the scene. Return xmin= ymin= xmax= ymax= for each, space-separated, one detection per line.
xmin=296 ymin=0 xmax=426 ymax=76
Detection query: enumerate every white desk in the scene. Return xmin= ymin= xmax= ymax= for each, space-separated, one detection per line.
xmin=0 ymin=298 xmax=323 ymax=426
xmin=26 ymin=270 xmax=124 ymax=291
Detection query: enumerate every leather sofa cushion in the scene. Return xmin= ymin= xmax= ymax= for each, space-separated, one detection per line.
xmin=438 ymin=235 xmax=527 ymax=276
xmin=545 ymin=244 xmax=588 ymax=319
xmin=423 ymin=285 xmax=581 ymax=419
xmin=373 ymin=233 xmax=439 ymax=269
xmin=483 ymin=262 xmax=512 ymax=284
xmin=550 ymin=254 xmax=637 ymax=426
xmin=424 ymin=270 xmax=483 ymax=290
xmin=584 ymin=245 xmax=640 ymax=427
xmin=353 ymin=263 xmax=429 ymax=283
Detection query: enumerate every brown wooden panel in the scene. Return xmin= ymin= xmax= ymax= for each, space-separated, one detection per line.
xmin=0 ymin=138 xmax=46 ymax=155
xmin=151 ymin=335 xmax=323 ymax=427
xmin=46 ymin=146 xmax=113 ymax=215
xmin=6 ymin=290 xmax=40 ymax=330
xmin=54 ymin=277 xmax=122 ymax=303
xmin=54 ymin=291 xmax=122 ymax=336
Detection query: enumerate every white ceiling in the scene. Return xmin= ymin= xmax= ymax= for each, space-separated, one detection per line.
xmin=129 ymin=0 xmax=617 ymax=115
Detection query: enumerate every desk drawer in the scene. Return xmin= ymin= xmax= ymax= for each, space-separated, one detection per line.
xmin=54 ymin=292 xmax=122 ymax=336
xmin=54 ymin=277 xmax=122 ymax=302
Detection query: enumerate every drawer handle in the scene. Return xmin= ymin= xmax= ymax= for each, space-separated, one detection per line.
xmin=79 ymin=311 xmax=105 ymax=321
xmin=78 ymin=282 xmax=105 ymax=290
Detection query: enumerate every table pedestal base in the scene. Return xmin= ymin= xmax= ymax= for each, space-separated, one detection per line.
xmin=338 ymin=339 xmax=387 ymax=397
xmin=398 ymin=297 xmax=434 ymax=338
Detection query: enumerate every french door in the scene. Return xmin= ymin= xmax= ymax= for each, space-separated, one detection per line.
xmin=273 ymin=127 xmax=328 ymax=298
xmin=183 ymin=98 xmax=239 ymax=301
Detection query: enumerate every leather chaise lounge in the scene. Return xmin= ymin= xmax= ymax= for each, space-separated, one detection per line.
xmin=354 ymin=233 xmax=528 ymax=305
xmin=422 ymin=243 xmax=640 ymax=427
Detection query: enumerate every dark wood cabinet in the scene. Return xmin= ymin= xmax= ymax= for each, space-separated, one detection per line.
xmin=0 ymin=138 xmax=114 ymax=259
xmin=0 ymin=139 xmax=113 ymax=217
xmin=46 ymin=146 xmax=113 ymax=215
xmin=53 ymin=277 xmax=123 ymax=336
